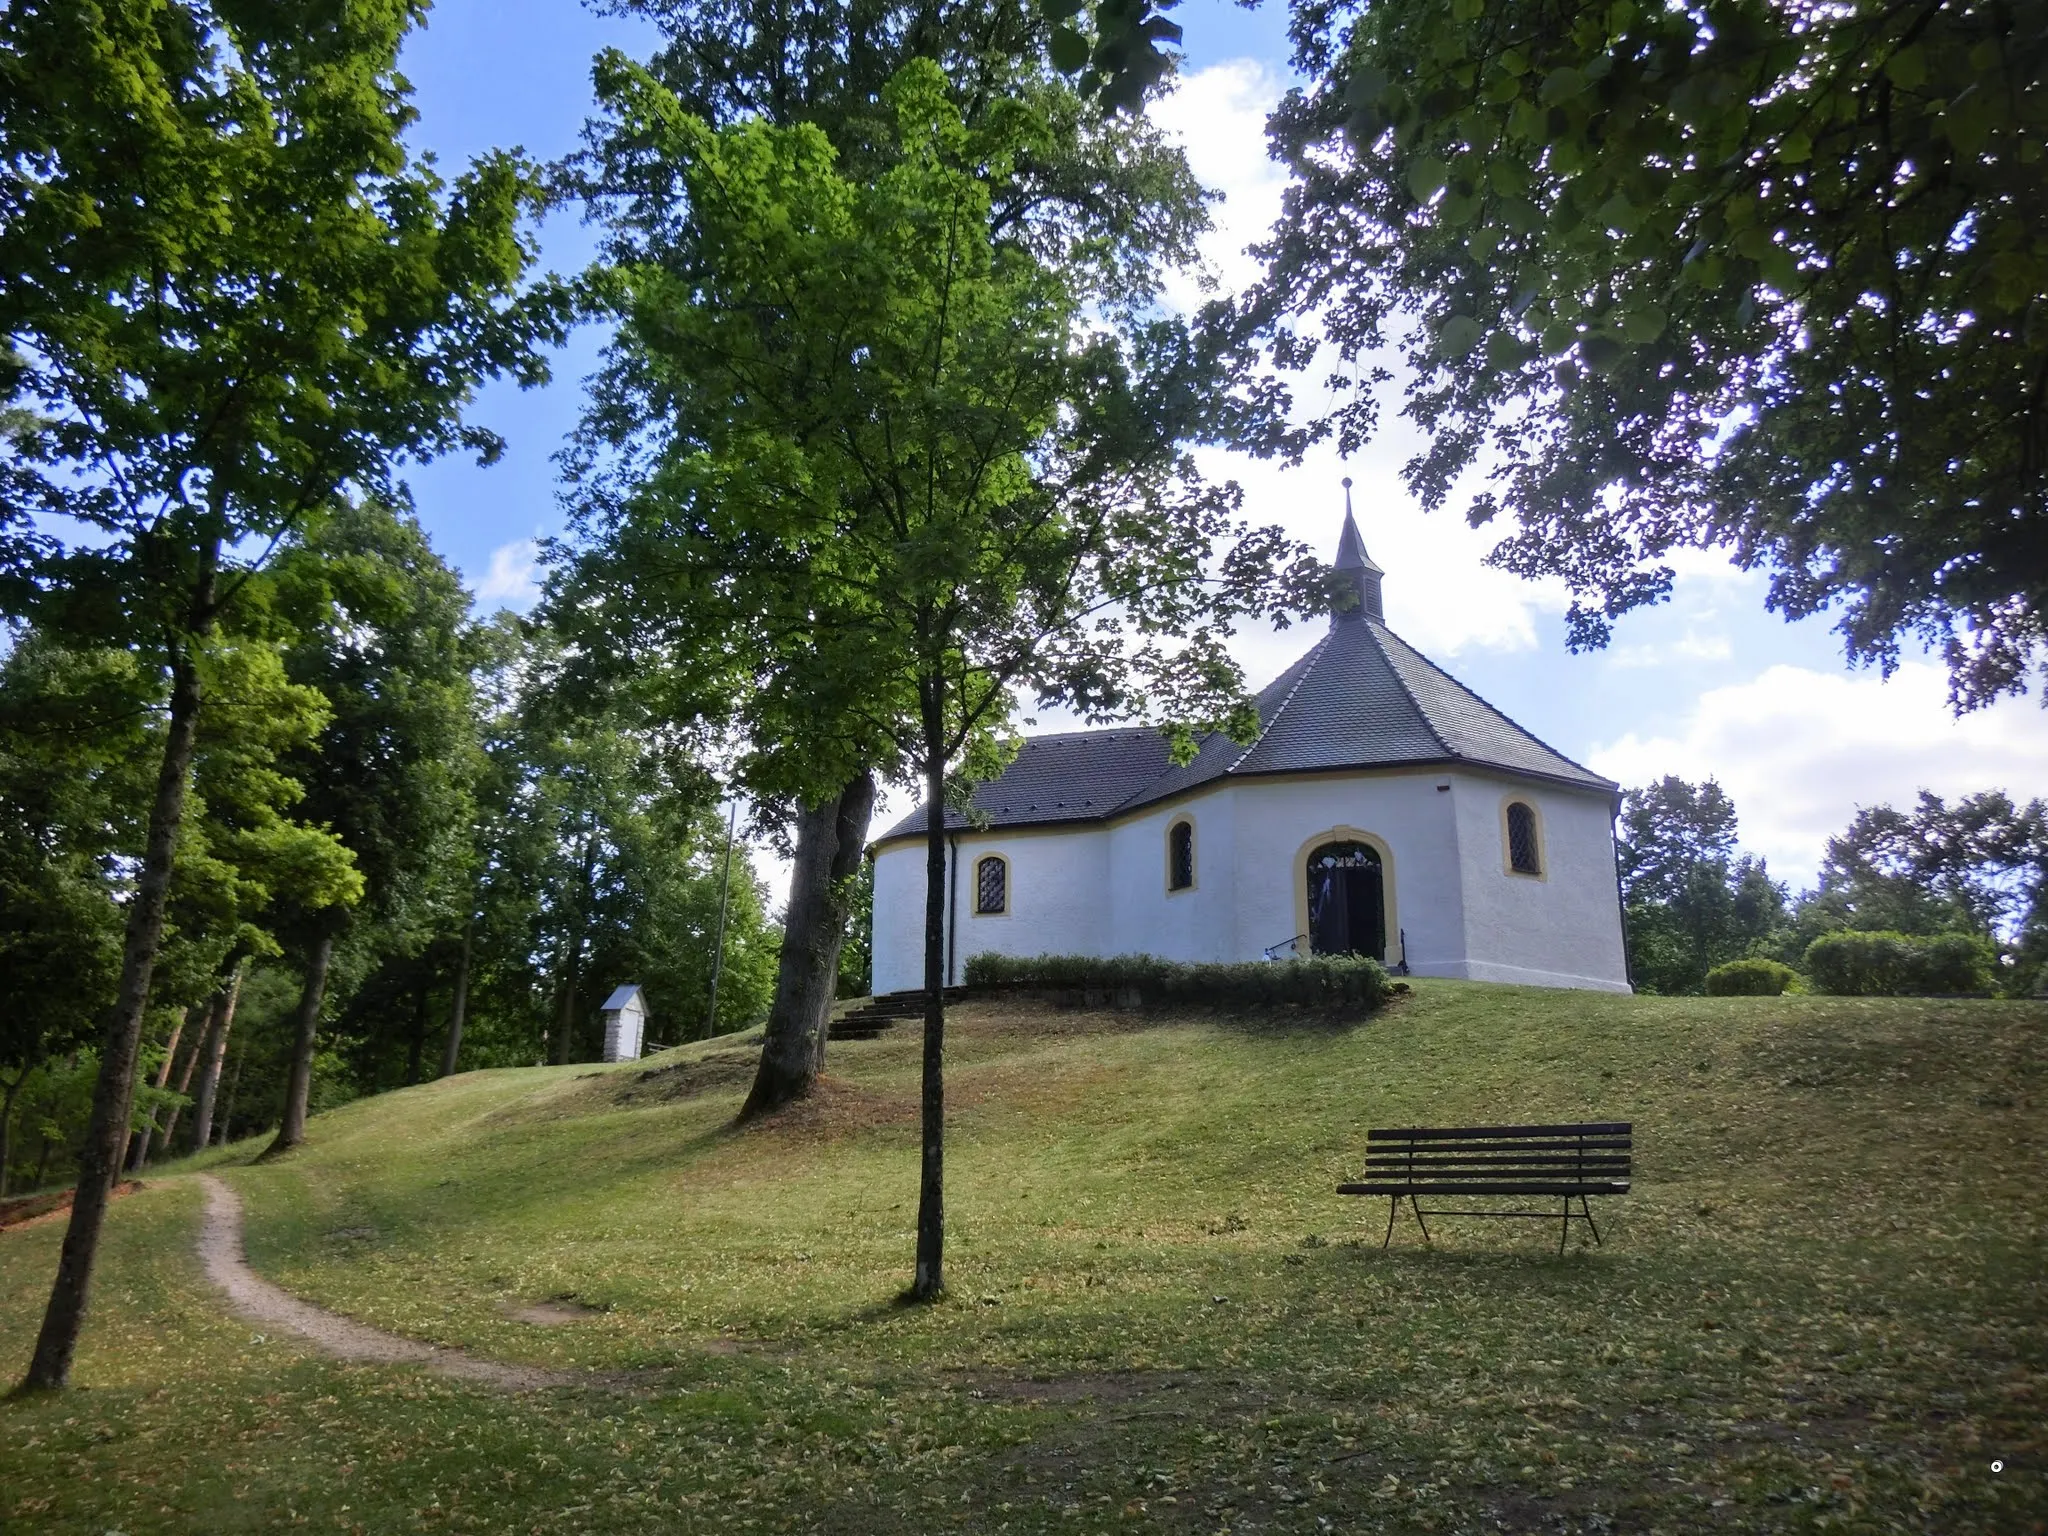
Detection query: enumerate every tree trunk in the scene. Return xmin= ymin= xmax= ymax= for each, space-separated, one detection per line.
xmin=0 ymin=1071 xmax=25 ymax=1199
xmin=551 ymin=836 xmax=599 ymax=1066
xmin=405 ymin=979 xmax=429 ymax=1085
xmin=912 ymin=683 xmax=947 ymax=1302
xmin=740 ymin=771 xmax=876 ymax=1120
xmin=22 ymin=611 xmax=210 ymax=1392
xmin=439 ymin=917 xmax=473 ymax=1078
xmin=153 ymin=1003 xmax=210 ymax=1160
xmin=218 ymin=1043 xmax=243 ymax=1146
xmin=703 ymin=799 xmax=740 ymax=1040
xmin=32 ymin=1135 xmax=52 ymax=1192
xmin=268 ymin=926 xmax=337 ymax=1155
xmin=127 ymin=1006 xmax=187 ymax=1172
xmin=187 ymin=962 xmax=244 ymax=1153
xmin=551 ymin=938 xmax=581 ymax=1065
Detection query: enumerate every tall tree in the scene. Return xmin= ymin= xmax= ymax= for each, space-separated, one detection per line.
xmin=2 ymin=0 xmax=562 ymax=1390
xmin=1617 ymin=775 xmax=1785 ymax=994
xmin=1797 ymin=790 xmax=2048 ymax=967
xmin=569 ymin=0 xmax=1225 ymax=1119
xmin=1252 ymin=0 xmax=2047 ymax=707
xmin=266 ymin=500 xmax=479 ymax=1152
xmin=570 ymin=59 xmax=1321 ymax=1300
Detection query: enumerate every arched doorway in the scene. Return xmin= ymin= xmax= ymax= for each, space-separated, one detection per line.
xmin=1305 ymin=840 xmax=1386 ymax=960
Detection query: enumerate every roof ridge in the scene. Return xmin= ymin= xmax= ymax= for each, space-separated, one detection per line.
xmin=1369 ymin=621 xmax=1611 ymax=785
xmin=1229 ymin=632 xmax=1331 ymax=773
xmin=1358 ymin=622 xmax=1454 ymax=759
xmin=1016 ymin=722 xmax=1163 ymax=742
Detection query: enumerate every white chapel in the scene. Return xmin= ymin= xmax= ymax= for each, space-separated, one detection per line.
xmin=869 ymin=495 xmax=1633 ymax=994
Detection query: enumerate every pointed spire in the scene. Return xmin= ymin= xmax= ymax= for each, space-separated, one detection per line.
xmin=1331 ymin=477 xmax=1385 ymax=625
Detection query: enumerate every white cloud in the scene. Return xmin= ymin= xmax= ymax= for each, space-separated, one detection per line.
xmin=475 ymin=539 xmax=540 ymax=608
xmin=1589 ymin=662 xmax=2048 ymax=889
xmin=1149 ymin=59 xmax=1291 ymax=305
xmin=1147 ymin=63 xmax=1564 ymax=665
xmin=1607 ymin=630 xmax=1735 ymax=668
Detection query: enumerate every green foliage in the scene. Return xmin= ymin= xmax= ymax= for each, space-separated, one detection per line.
xmin=0 ymin=1050 xmax=98 ymax=1194
xmin=566 ymin=53 xmax=1316 ymax=810
xmin=1 ymin=0 xmax=567 ymax=659
xmin=1803 ymin=930 xmax=1998 ymax=998
xmin=0 ymin=638 xmax=140 ymax=1078
xmin=271 ymin=500 xmax=476 ymax=957
xmin=1807 ymin=789 xmax=2046 ymax=938
xmin=443 ymin=627 xmax=776 ymax=1070
xmin=1703 ymin=957 xmax=1796 ymax=998
xmin=836 ymin=854 xmax=875 ymax=1001
xmin=962 ymin=950 xmax=1392 ymax=1011
xmin=1618 ymin=776 xmax=1785 ymax=994
xmin=1255 ymin=0 xmax=2048 ymax=705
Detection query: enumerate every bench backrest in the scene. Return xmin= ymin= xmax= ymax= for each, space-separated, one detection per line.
xmin=1362 ymin=1122 xmax=1632 ymax=1192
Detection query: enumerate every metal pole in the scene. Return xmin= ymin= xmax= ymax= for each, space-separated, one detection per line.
xmin=703 ymin=798 xmax=739 ymax=1038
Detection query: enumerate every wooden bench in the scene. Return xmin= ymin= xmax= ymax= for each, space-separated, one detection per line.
xmin=1338 ymin=1122 xmax=1632 ymax=1254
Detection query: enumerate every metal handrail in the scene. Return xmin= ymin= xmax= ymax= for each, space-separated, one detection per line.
xmin=1263 ymin=932 xmax=1308 ymax=960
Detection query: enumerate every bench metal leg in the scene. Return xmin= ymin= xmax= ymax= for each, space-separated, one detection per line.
xmin=1580 ymin=1195 xmax=1602 ymax=1247
xmin=1558 ymin=1196 xmax=1570 ymax=1256
xmin=1410 ymin=1197 xmax=1431 ymax=1246
xmin=1382 ymin=1196 xmax=1399 ymax=1250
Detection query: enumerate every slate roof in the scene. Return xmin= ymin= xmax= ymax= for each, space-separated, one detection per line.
xmin=875 ymin=510 xmax=1616 ymax=845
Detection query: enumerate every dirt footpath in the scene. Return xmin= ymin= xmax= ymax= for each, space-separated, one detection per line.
xmin=196 ymin=1174 xmax=579 ymax=1392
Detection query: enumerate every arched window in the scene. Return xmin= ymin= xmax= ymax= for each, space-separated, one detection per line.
xmin=1168 ymin=819 xmax=1195 ymax=891
xmin=1506 ymin=801 xmax=1542 ymax=876
xmin=974 ymin=854 xmax=1008 ymax=914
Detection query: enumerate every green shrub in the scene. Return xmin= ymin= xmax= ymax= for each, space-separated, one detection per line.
xmin=1801 ymin=930 xmax=1997 ymax=996
xmin=962 ymin=951 xmax=1392 ymax=1012
xmin=1704 ymin=958 xmax=1798 ymax=996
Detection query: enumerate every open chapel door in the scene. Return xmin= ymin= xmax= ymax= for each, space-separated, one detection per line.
xmin=1306 ymin=841 xmax=1386 ymax=961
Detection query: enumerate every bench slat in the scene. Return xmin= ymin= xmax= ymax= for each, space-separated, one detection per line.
xmin=1339 ymin=1181 xmax=1631 ymax=1196
xmin=1359 ymin=1155 xmax=1630 ymax=1163
xmin=1365 ymin=1140 xmax=1627 ymax=1148
xmin=1368 ymin=1130 xmax=1638 ymax=1146
xmin=1362 ymin=1170 xmax=1630 ymax=1184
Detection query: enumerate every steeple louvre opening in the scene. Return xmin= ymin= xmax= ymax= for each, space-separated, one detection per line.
xmin=1332 ymin=477 xmax=1384 ymax=625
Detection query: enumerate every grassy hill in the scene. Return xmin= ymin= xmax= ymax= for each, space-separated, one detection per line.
xmin=3 ymin=982 xmax=2043 ymax=1533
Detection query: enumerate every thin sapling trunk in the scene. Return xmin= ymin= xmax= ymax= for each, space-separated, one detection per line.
xmin=0 ymin=1071 xmax=24 ymax=1198
xmin=154 ymin=1003 xmax=211 ymax=1158
xmin=127 ymin=1007 xmax=187 ymax=1172
xmin=911 ymin=684 xmax=947 ymax=1302
xmin=187 ymin=962 xmax=243 ymax=1153
xmin=405 ymin=980 xmax=428 ymax=1085
xmin=439 ymin=916 xmax=473 ymax=1078
xmin=552 ymin=835 xmax=599 ymax=1065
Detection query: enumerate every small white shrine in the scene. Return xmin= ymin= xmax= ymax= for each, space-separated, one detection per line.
xmin=600 ymin=985 xmax=649 ymax=1062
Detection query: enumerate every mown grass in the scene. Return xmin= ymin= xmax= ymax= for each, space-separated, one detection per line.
xmin=2 ymin=983 xmax=2044 ymax=1534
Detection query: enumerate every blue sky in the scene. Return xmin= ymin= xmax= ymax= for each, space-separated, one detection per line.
xmin=394 ymin=0 xmax=2048 ymax=891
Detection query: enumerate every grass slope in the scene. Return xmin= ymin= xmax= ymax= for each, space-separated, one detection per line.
xmin=2 ymin=983 xmax=2043 ymax=1534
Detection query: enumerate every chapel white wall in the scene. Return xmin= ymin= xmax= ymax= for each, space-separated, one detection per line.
xmin=870 ymin=824 xmax=1113 ymax=994
xmin=1446 ymin=772 xmax=1631 ymax=992
xmin=871 ymin=767 xmax=1630 ymax=995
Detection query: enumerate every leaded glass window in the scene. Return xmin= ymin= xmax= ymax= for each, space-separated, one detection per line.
xmin=975 ymin=855 xmax=1007 ymax=914
xmin=1507 ymin=802 xmax=1541 ymax=875
xmin=1168 ymin=821 xmax=1194 ymax=890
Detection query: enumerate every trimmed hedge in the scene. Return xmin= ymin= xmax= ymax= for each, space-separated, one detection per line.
xmin=962 ymin=951 xmax=1393 ymax=1011
xmin=1801 ymin=930 xmax=1996 ymax=997
xmin=1704 ymin=958 xmax=1798 ymax=996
